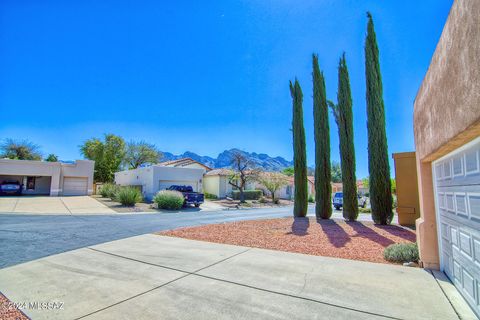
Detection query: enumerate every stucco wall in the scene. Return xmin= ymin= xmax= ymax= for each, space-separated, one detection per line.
xmin=116 ymin=166 xmax=204 ymax=200
xmin=115 ymin=167 xmax=154 ymax=198
xmin=60 ymin=160 xmax=95 ymax=195
xmin=414 ymin=0 xmax=480 ymax=161
xmin=413 ymin=0 xmax=480 ymax=269
xmin=0 ymin=159 xmax=94 ymax=196
xmin=203 ymin=175 xmax=220 ymax=197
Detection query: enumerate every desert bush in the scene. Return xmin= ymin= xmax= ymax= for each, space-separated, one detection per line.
xmin=99 ymin=183 xmax=120 ymax=199
xmin=359 ymin=207 xmax=372 ymax=213
xmin=308 ymin=194 xmax=315 ymax=203
xmin=204 ymin=192 xmax=218 ymax=200
xmin=384 ymin=243 xmax=419 ymax=263
xmin=259 ymin=196 xmax=268 ymax=203
xmin=232 ymin=190 xmax=263 ymax=200
xmin=115 ymin=187 xmax=142 ymax=206
xmin=154 ymin=190 xmax=185 ymax=210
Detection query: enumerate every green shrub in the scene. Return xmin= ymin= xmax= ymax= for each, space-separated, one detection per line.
xmin=205 ymin=192 xmax=218 ymax=200
xmin=99 ymin=183 xmax=120 ymax=199
xmin=259 ymin=196 xmax=268 ymax=203
xmin=115 ymin=187 xmax=142 ymax=206
xmin=154 ymin=190 xmax=185 ymax=210
xmin=232 ymin=190 xmax=263 ymax=200
xmin=384 ymin=243 xmax=419 ymax=263
xmin=308 ymin=194 xmax=315 ymax=203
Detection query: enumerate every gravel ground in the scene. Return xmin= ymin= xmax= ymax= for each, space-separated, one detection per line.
xmin=0 ymin=293 xmax=29 ymax=320
xmin=159 ymin=217 xmax=416 ymax=264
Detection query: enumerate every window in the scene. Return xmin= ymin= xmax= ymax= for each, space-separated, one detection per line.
xmin=26 ymin=177 xmax=36 ymax=190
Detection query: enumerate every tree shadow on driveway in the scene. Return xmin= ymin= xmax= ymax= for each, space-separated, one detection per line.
xmin=290 ymin=217 xmax=310 ymax=236
xmin=318 ymin=219 xmax=351 ymax=248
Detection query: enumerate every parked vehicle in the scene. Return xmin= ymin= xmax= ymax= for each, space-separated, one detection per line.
xmin=0 ymin=180 xmax=23 ymax=196
xmin=166 ymin=185 xmax=204 ymax=207
xmin=333 ymin=192 xmax=343 ymax=210
xmin=332 ymin=192 xmax=367 ymax=210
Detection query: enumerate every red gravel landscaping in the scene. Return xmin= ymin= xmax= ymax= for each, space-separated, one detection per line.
xmin=159 ymin=218 xmax=416 ymax=264
xmin=0 ymin=293 xmax=29 ymax=320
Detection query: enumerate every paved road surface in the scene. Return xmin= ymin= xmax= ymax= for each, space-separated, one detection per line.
xmin=0 ymin=205 xmax=381 ymax=268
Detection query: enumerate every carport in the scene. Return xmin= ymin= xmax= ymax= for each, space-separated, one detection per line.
xmin=0 ymin=159 xmax=94 ymax=196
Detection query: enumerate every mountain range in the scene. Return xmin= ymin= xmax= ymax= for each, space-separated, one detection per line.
xmin=161 ymin=149 xmax=294 ymax=171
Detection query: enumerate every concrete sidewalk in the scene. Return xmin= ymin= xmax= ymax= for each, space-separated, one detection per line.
xmin=0 ymin=235 xmax=467 ymax=320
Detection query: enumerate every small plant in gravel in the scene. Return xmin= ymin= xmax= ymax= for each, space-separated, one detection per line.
xmin=115 ymin=187 xmax=142 ymax=206
xmin=154 ymin=190 xmax=185 ymax=210
xmin=99 ymin=183 xmax=120 ymax=199
xmin=384 ymin=243 xmax=419 ymax=263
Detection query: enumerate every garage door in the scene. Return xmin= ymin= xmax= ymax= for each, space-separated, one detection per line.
xmin=434 ymin=137 xmax=480 ymax=317
xmin=159 ymin=180 xmax=198 ymax=192
xmin=63 ymin=177 xmax=88 ymax=196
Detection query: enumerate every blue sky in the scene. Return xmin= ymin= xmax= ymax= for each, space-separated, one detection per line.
xmin=0 ymin=0 xmax=452 ymax=178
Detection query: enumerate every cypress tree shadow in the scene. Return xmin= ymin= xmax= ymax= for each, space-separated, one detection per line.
xmin=346 ymin=222 xmax=395 ymax=247
xmin=374 ymin=224 xmax=416 ymax=242
xmin=318 ymin=219 xmax=351 ymax=248
xmin=290 ymin=217 xmax=310 ymax=236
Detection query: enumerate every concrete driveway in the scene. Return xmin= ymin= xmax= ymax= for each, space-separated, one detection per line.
xmin=0 ymin=196 xmax=115 ymax=214
xmin=0 ymin=235 xmax=466 ymax=320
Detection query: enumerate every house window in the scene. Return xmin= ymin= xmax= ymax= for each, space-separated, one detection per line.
xmin=26 ymin=177 xmax=36 ymax=190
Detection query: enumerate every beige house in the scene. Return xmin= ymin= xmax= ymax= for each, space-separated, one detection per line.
xmin=0 ymin=158 xmax=94 ymax=196
xmin=203 ymin=169 xmax=255 ymax=198
xmin=413 ymin=0 xmax=479 ymax=315
xmin=255 ymin=176 xmax=316 ymax=200
xmin=115 ymin=164 xmax=205 ymax=200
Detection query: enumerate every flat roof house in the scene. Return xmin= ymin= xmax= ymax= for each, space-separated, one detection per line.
xmin=0 ymin=159 xmax=94 ymax=196
xmin=414 ymin=0 xmax=480 ymax=316
xmin=115 ymin=164 xmax=205 ymax=200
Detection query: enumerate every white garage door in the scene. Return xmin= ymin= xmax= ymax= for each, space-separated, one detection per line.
xmin=434 ymin=137 xmax=480 ymax=317
xmin=63 ymin=177 xmax=88 ymax=196
xmin=159 ymin=180 xmax=198 ymax=192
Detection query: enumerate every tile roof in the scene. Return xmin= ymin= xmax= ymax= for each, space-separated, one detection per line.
xmin=157 ymin=158 xmax=212 ymax=170
xmin=204 ymin=168 xmax=235 ymax=176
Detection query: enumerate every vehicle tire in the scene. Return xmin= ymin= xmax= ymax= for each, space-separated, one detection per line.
xmin=194 ymin=203 xmax=200 ymax=207
xmin=334 ymin=206 xmax=340 ymax=210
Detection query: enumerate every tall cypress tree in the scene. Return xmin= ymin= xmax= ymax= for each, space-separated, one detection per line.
xmin=329 ymin=54 xmax=358 ymax=221
xmin=312 ymin=55 xmax=332 ymax=220
xmin=365 ymin=12 xmax=393 ymax=224
xmin=290 ymin=79 xmax=308 ymax=217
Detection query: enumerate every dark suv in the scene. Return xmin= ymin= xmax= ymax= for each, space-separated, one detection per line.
xmin=0 ymin=180 xmax=23 ymax=196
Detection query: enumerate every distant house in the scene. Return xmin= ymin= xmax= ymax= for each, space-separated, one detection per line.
xmin=115 ymin=159 xmax=206 ymax=200
xmin=203 ymin=169 xmax=256 ymax=198
xmin=255 ymin=176 xmax=315 ymax=200
xmin=356 ymin=180 xmax=368 ymax=195
xmin=0 ymin=158 xmax=94 ymax=196
xmin=331 ymin=183 xmax=343 ymax=194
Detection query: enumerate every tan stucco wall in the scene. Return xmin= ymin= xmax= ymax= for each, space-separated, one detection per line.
xmin=392 ymin=152 xmax=420 ymax=226
xmin=203 ymin=175 xmax=220 ymax=197
xmin=0 ymin=159 xmax=94 ymax=196
xmin=414 ymin=0 xmax=480 ymax=269
xmin=414 ymin=0 xmax=480 ymax=161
